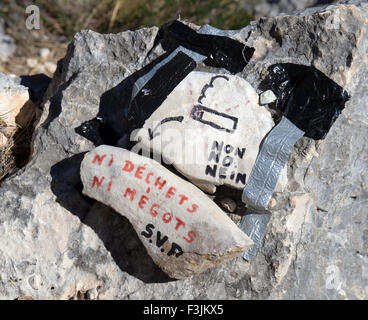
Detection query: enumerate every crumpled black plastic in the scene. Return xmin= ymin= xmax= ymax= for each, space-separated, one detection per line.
xmin=159 ymin=20 xmax=254 ymax=74
xmin=128 ymin=51 xmax=196 ymax=131
xmin=268 ymin=63 xmax=350 ymax=140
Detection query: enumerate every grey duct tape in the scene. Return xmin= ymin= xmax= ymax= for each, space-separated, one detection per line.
xmin=197 ymin=24 xmax=236 ymax=37
xmin=240 ymin=116 xmax=304 ymax=261
xmin=239 ymin=211 xmax=270 ymax=261
xmin=242 ymin=116 xmax=305 ymax=212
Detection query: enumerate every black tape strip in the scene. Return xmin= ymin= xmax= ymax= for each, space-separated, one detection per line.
xmin=160 ymin=20 xmax=254 ymax=74
xmin=268 ymin=63 xmax=350 ymax=140
xmin=127 ymin=51 xmax=196 ymax=131
xmin=97 ymin=50 xmax=174 ymax=138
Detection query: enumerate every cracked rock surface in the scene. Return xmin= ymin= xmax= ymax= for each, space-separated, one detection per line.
xmin=0 ymin=1 xmax=367 ymax=299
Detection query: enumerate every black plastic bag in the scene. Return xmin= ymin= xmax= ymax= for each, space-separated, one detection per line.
xmin=268 ymin=63 xmax=350 ymax=140
xmin=127 ymin=51 xmax=197 ymax=132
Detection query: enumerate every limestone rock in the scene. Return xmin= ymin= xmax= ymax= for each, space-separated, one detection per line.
xmin=0 ymin=1 xmax=367 ymax=299
xmin=80 ymin=145 xmax=253 ymax=279
xmin=134 ymin=71 xmax=287 ymax=193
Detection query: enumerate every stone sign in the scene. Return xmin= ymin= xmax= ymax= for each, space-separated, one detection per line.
xmin=132 ymin=71 xmax=287 ymax=194
xmin=81 ymin=145 xmax=253 ymax=279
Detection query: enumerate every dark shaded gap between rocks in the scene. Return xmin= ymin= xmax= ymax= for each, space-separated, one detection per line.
xmin=50 ymin=153 xmax=174 ymax=284
xmin=0 ymin=74 xmax=51 ymax=182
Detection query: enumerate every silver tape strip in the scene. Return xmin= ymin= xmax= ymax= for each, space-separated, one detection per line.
xmin=240 ymin=116 xmax=304 ymax=261
xmin=197 ymin=24 xmax=236 ymax=37
xmin=239 ymin=211 xmax=270 ymax=261
xmin=242 ymin=116 xmax=305 ymax=211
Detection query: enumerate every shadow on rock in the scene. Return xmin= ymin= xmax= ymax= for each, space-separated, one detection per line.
xmin=0 ymin=74 xmax=51 ymax=181
xmin=50 ymin=153 xmax=174 ymax=284
xmin=20 ymin=74 xmax=51 ymax=106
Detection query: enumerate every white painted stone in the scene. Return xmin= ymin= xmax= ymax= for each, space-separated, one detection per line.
xmin=80 ymin=145 xmax=253 ymax=279
xmin=132 ymin=71 xmax=287 ymax=193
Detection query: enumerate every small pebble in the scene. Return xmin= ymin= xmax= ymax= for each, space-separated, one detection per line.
xmin=220 ymin=198 xmax=237 ymax=213
xmin=259 ymin=90 xmax=277 ymax=105
xmin=268 ymin=198 xmax=277 ymax=208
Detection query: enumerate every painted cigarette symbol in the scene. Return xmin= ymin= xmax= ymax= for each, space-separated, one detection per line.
xmin=190 ymin=105 xmax=238 ymax=133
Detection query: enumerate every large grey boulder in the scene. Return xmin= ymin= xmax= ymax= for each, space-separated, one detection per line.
xmin=0 ymin=1 xmax=367 ymax=299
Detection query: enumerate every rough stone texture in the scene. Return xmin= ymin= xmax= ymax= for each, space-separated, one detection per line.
xmin=81 ymin=145 xmax=252 ymax=279
xmin=0 ymin=19 xmax=15 ymax=63
xmin=0 ymin=1 xmax=367 ymax=299
xmin=135 ymin=71 xmax=287 ymax=194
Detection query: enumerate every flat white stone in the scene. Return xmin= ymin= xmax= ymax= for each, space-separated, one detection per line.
xmin=132 ymin=71 xmax=287 ymax=193
xmin=80 ymin=145 xmax=253 ymax=279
